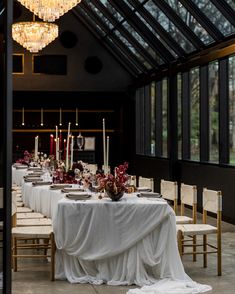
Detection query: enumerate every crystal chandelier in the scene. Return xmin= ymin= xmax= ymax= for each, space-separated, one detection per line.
xmin=17 ymin=0 xmax=82 ymax=22
xmin=12 ymin=21 xmax=58 ymax=53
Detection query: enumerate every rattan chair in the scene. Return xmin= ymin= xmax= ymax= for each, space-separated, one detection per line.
xmin=160 ymin=179 xmax=178 ymax=212
xmin=176 ymin=183 xmax=197 ymax=224
xmin=12 ymin=225 xmax=55 ymax=281
xmin=177 ymin=188 xmax=222 ymax=276
xmin=138 ymin=176 xmax=154 ymax=191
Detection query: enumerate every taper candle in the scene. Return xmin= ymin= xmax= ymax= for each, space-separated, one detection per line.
xmin=50 ymin=134 xmax=54 ymax=155
xmin=102 ymin=118 xmax=106 ymax=174
xmin=66 ymin=122 xmax=71 ymax=171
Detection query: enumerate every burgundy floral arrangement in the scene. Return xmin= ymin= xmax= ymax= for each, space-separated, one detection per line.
xmin=97 ymin=162 xmax=129 ymax=201
xmin=16 ymin=150 xmax=32 ymax=165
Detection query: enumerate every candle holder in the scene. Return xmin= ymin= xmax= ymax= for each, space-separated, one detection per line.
xmin=77 ymin=132 xmax=85 ymax=150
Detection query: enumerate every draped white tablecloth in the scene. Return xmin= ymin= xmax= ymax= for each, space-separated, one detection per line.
xmin=12 ymin=166 xmax=28 ymax=186
xmin=22 ymin=182 xmax=211 ymax=293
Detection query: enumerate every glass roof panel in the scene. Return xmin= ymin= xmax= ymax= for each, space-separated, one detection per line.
xmin=78 ymin=6 xmax=106 ymax=37
xmin=190 ymin=0 xmax=235 ymax=36
xmin=135 ymin=11 xmax=179 ymax=58
xmin=163 ymin=0 xmax=214 ymax=44
xmin=85 ymin=2 xmax=114 ymax=30
xmin=225 ymin=0 xmax=235 ymax=11
xmin=99 ymin=0 xmax=124 ymax=22
xmin=113 ymin=30 xmax=153 ymax=70
xmin=106 ymin=36 xmax=143 ymax=73
xmin=122 ymin=21 xmax=164 ymax=64
xmin=144 ymin=0 xmax=195 ymax=53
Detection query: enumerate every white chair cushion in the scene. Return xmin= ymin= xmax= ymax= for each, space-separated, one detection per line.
xmin=17 ymin=212 xmax=45 ymax=219
xmin=12 ymin=226 xmax=53 ymax=238
xmin=176 ymin=224 xmax=217 ymax=235
xmin=175 ymin=216 xmax=193 ymax=224
xmin=17 ymin=218 xmax=52 ymax=227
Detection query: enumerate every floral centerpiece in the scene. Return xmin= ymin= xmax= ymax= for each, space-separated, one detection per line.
xmin=97 ymin=162 xmax=129 ymax=201
xmin=16 ymin=150 xmax=32 ymax=165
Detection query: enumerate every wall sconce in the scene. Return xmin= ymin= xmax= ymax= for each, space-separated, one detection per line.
xmin=75 ymin=107 xmax=78 ymax=126
xmin=22 ymin=107 xmax=25 ymax=126
xmin=41 ymin=108 xmax=44 ymax=126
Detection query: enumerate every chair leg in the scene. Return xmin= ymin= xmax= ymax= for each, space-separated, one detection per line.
xmin=177 ymin=230 xmax=183 ymax=257
xmin=217 ymin=232 xmax=222 ymax=276
xmin=203 ymin=234 xmax=207 ymax=268
xmin=13 ymin=237 xmax=17 ymax=272
xmin=193 ymin=235 xmax=197 ymax=262
xmin=50 ymin=233 xmax=56 ymax=281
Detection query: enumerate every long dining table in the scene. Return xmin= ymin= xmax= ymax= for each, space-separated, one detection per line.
xmin=22 ymin=182 xmax=211 ymax=294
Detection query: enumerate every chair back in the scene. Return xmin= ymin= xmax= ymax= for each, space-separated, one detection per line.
xmin=138 ymin=176 xmax=154 ymax=190
xmin=203 ymin=188 xmax=222 ymax=214
xmin=181 ymin=183 xmax=197 ymax=206
xmin=161 ymin=180 xmax=177 ymax=212
xmin=12 ymin=190 xmax=17 ymax=227
xmin=128 ymin=175 xmax=137 ymax=186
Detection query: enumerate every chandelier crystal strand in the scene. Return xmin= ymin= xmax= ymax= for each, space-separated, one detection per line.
xmin=12 ymin=22 xmax=58 ymax=53
xmin=17 ymin=1 xmax=82 ymax=22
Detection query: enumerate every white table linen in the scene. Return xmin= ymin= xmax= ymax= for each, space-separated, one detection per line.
xmin=22 ymin=182 xmax=211 ymax=293
xmin=12 ymin=166 xmax=28 ymax=186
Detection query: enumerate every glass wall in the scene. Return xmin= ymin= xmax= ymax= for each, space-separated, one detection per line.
xmin=150 ymin=82 xmax=156 ymax=156
xmin=208 ymin=61 xmax=219 ymax=163
xmin=162 ymin=78 xmax=168 ymax=157
xmin=135 ymin=53 xmax=235 ymax=167
xmin=190 ymin=67 xmax=200 ymax=161
xmin=229 ymin=55 xmax=235 ymax=164
xmin=177 ymin=73 xmax=182 ymax=159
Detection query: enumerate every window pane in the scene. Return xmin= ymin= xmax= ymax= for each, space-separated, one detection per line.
xmin=229 ymin=55 xmax=235 ymax=164
xmin=191 ymin=0 xmax=235 ymax=36
xmin=86 ymin=2 xmax=114 ymax=30
xmin=208 ymin=61 xmax=219 ymax=163
xmin=150 ymin=82 xmax=156 ymax=156
xmin=100 ymin=0 xmax=124 ymax=21
xmin=225 ymin=0 xmax=235 ymax=11
xmin=162 ymin=78 xmax=168 ymax=157
xmin=163 ymin=0 xmax=214 ymax=44
xmin=190 ymin=67 xmax=200 ymax=161
xmin=177 ymin=73 xmax=182 ymax=159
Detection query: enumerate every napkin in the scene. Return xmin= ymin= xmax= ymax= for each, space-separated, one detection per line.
xmin=32 ymin=181 xmax=52 ymax=186
xmin=28 ymin=167 xmax=42 ymax=171
xmin=61 ymin=188 xmax=85 ymax=193
xmin=28 ymin=172 xmax=43 ymax=176
xmin=50 ymin=184 xmax=73 ymax=190
xmin=137 ymin=187 xmax=152 ymax=192
xmin=25 ymin=178 xmax=43 ymax=182
xmin=137 ymin=192 xmax=162 ymax=198
xmin=66 ymin=192 xmax=91 ymax=200
xmin=15 ymin=165 xmax=28 ymax=169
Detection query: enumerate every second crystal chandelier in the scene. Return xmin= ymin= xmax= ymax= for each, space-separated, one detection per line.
xmin=17 ymin=0 xmax=82 ymax=22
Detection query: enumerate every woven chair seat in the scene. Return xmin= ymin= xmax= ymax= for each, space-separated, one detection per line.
xmin=12 ymin=225 xmax=53 ymax=238
xmin=175 ymin=215 xmax=193 ymax=224
xmin=17 ymin=218 xmax=52 ymax=227
xmin=17 ymin=212 xmax=45 ymax=219
xmin=177 ymin=224 xmax=217 ymax=235
xmin=17 ymin=207 xmax=33 ymax=213
xmin=17 ymin=203 xmax=24 ymax=207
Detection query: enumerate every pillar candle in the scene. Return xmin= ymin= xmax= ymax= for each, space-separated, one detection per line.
xmin=59 ymin=129 xmax=62 ymax=150
xmin=35 ymin=136 xmax=38 ymax=161
xmin=63 ymin=139 xmax=66 ymax=160
xmin=70 ymin=136 xmax=74 ymax=169
xmin=66 ymin=122 xmax=71 ymax=171
xmin=50 ymin=134 xmax=54 ymax=155
xmin=102 ymin=118 xmax=106 ymax=174
xmin=106 ymin=136 xmax=109 ymax=172
xmin=55 ymin=126 xmax=58 ymax=161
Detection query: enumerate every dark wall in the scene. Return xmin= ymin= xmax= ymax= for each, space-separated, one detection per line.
xmin=134 ymin=155 xmax=235 ymax=224
xmin=13 ymin=90 xmax=134 ymax=169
